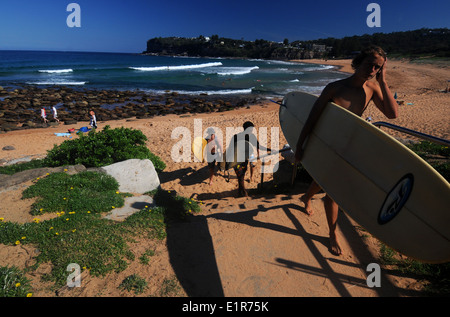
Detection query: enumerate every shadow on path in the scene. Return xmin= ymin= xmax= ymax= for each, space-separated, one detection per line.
xmin=166 ymin=215 xmax=224 ymax=296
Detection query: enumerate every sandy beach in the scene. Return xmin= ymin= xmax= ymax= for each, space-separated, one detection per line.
xmin=0 ymin=58 xmax=448 ymax=297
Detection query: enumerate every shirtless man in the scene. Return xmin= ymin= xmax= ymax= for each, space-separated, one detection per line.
xmin=205 ymin=128 xmax=222 ymax=185
xmin=295 ymin=46 xmax=398 ymax=256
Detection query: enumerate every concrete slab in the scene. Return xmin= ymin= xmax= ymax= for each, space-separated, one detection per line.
xmin=104 ymin=194 xmax=155 ymax=221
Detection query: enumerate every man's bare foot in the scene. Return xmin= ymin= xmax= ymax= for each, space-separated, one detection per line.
xmin=300 ymin=195 xmax=314 ymax=215
xmin=329 ymin=234 xmax=343 ymax=256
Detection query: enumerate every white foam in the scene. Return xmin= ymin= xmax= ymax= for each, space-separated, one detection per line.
xmin=38 ymin=69 xmax=73 ymax=74
xmin=215 ymin=66 xmax=259 ymax=76
xmin=129 ymin=62 xmax=222 ymax=71
xmin=302 ymin=65 xmax=336 ymax=71
xmin=144 ymin=88 xmax=253 ymax=95
xmin=27 ymin=81 xmax=86 ymax=86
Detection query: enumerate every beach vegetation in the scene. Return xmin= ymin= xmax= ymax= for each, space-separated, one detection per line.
xmin=380 ymin=244 xmax=450 ymax=295
xmin=44 ymin=125 xmax=166 ymax=172
xmin=406 ymin=141 xmax=450 ymax=181
xmin=0 ymin=171 xmax=200 ymax=292
xmin=159 ymin=276 xmax=182 ymax=297
xmin=0 ymin=266 xmax=33 ymax=297
xmin=0 ymin=126 xmax=166 ymax=175
xmin=119 ymin=274 xmax=148 ymax=295
xmin=22 ymin=171 xmax=126 ymax=215
xmin=0 ymin=159 xmax=47 ymax=175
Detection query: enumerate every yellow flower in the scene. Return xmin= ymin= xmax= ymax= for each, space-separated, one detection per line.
xmin=0 ymin=217 xmax=4 ymax=222
xmin=63 ymin=197 xmax=67 ymax=200
xmin=66 ymin=218 xmax=69 ymax=221
xmin=15 ymin=283 xmax=21 ymax=287
xmin=72 ymin=229 xmax=76 ymax=233
xmin=55 ymin=232 xmax=59 ymax=235
xmin=87 ymin=211 xmax=91 ymax=214
xmin=15 ymin=240 xmax=20 ymax=245
xmin=64 ymin=168 xmax=68 ymax=172
xmin=33 ymin=218 xmax=40 ymax=224
xmin=111 ymin=206 xmax=115 ymax=209
xmin=26 ymin=293 xmax=33 ymax=297
xmin=116 ymin=191 xmax=120 ymax=194
xmin=21 ymin=236 xmax=26 ymax=240
xmin=49 ymin=227 xmax=54 ymax=230
xmin=70 ymin=187 xmax=73 ymax=190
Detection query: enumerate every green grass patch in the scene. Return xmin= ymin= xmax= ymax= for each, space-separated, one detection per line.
xmin=0 ymin=159 xmax=47 ymax=175
xmin=153 ymin=188 xmax=201 ymax=223
xmin=380 ymin=243 xmax=450 ymax=295
xmin=119 ymin=274 xmax=148 ymax=295
xmin=0 ymin=266 xmax=33 ymax=297
xmin=0 ymin=171 xmax=201 ymax=292
xmin=22 ymin=171 xmax=126 ymax=215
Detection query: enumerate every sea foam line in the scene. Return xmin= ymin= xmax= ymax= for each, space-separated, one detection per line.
xmin=216 ymin=66 xmax=259 ymax=76
xmin=129 ymin=62 xmax=222 ymax=71
xmin=27 ymin=81 xmax=86 ymax=86
xmin=38 ymin=69 xmax=73 ymax=74
xmin=145 ymin=88 xmax=253 ymax=95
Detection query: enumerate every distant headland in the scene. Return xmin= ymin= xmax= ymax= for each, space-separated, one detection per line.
xmin=143 ymin=28 xmax=449 ymax=60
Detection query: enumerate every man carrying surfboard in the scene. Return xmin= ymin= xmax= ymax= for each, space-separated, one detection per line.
xmin=205 ymin=128 xmax=222 ymax=185
xmin=294 ymin=46 xmax=398 ymax=256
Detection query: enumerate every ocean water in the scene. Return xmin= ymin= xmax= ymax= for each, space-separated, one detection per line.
xmin=0 ymin=50 xmax=346 ymax=97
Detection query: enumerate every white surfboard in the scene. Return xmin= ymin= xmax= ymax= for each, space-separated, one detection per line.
xmin=279 ymin=91 xmax=450 ymax=263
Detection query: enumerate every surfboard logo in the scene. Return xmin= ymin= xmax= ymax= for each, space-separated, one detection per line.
xmin=378 ymin=174 xmax=414 ymax=225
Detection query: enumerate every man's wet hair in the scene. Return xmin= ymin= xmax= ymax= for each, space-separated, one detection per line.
xmin=351 ymin=45 xmax=387 ymax=70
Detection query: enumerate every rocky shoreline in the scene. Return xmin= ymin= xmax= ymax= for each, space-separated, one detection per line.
xmin=0 ymin=85 xmax=260 ymax=132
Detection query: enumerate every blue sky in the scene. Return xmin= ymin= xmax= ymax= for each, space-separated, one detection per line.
xmin=1 ymin=0 xmax=449 ymax=53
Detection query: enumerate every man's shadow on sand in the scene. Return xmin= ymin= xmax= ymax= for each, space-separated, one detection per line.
xmin=165 ymin=200 xmax=330 ymax=297
xmin=166 ymin=192 xmax=421 ymax=296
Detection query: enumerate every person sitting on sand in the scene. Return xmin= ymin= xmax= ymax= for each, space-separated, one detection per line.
xmin=230 ymin=121 xmax=271 ymax=197
xmin=295 ymin=45 xmax=398 ymax=256
xmin=205 ymin=128 xmax=222 ymax=185
xmin=89 ymin=110 xmax=97 ymax=129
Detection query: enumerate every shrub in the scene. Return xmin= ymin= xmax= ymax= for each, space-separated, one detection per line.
xmin=119 ymin=274 xmax=148 ymax=294
xmin=44 ymin=125 xmax=166 ymax=172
